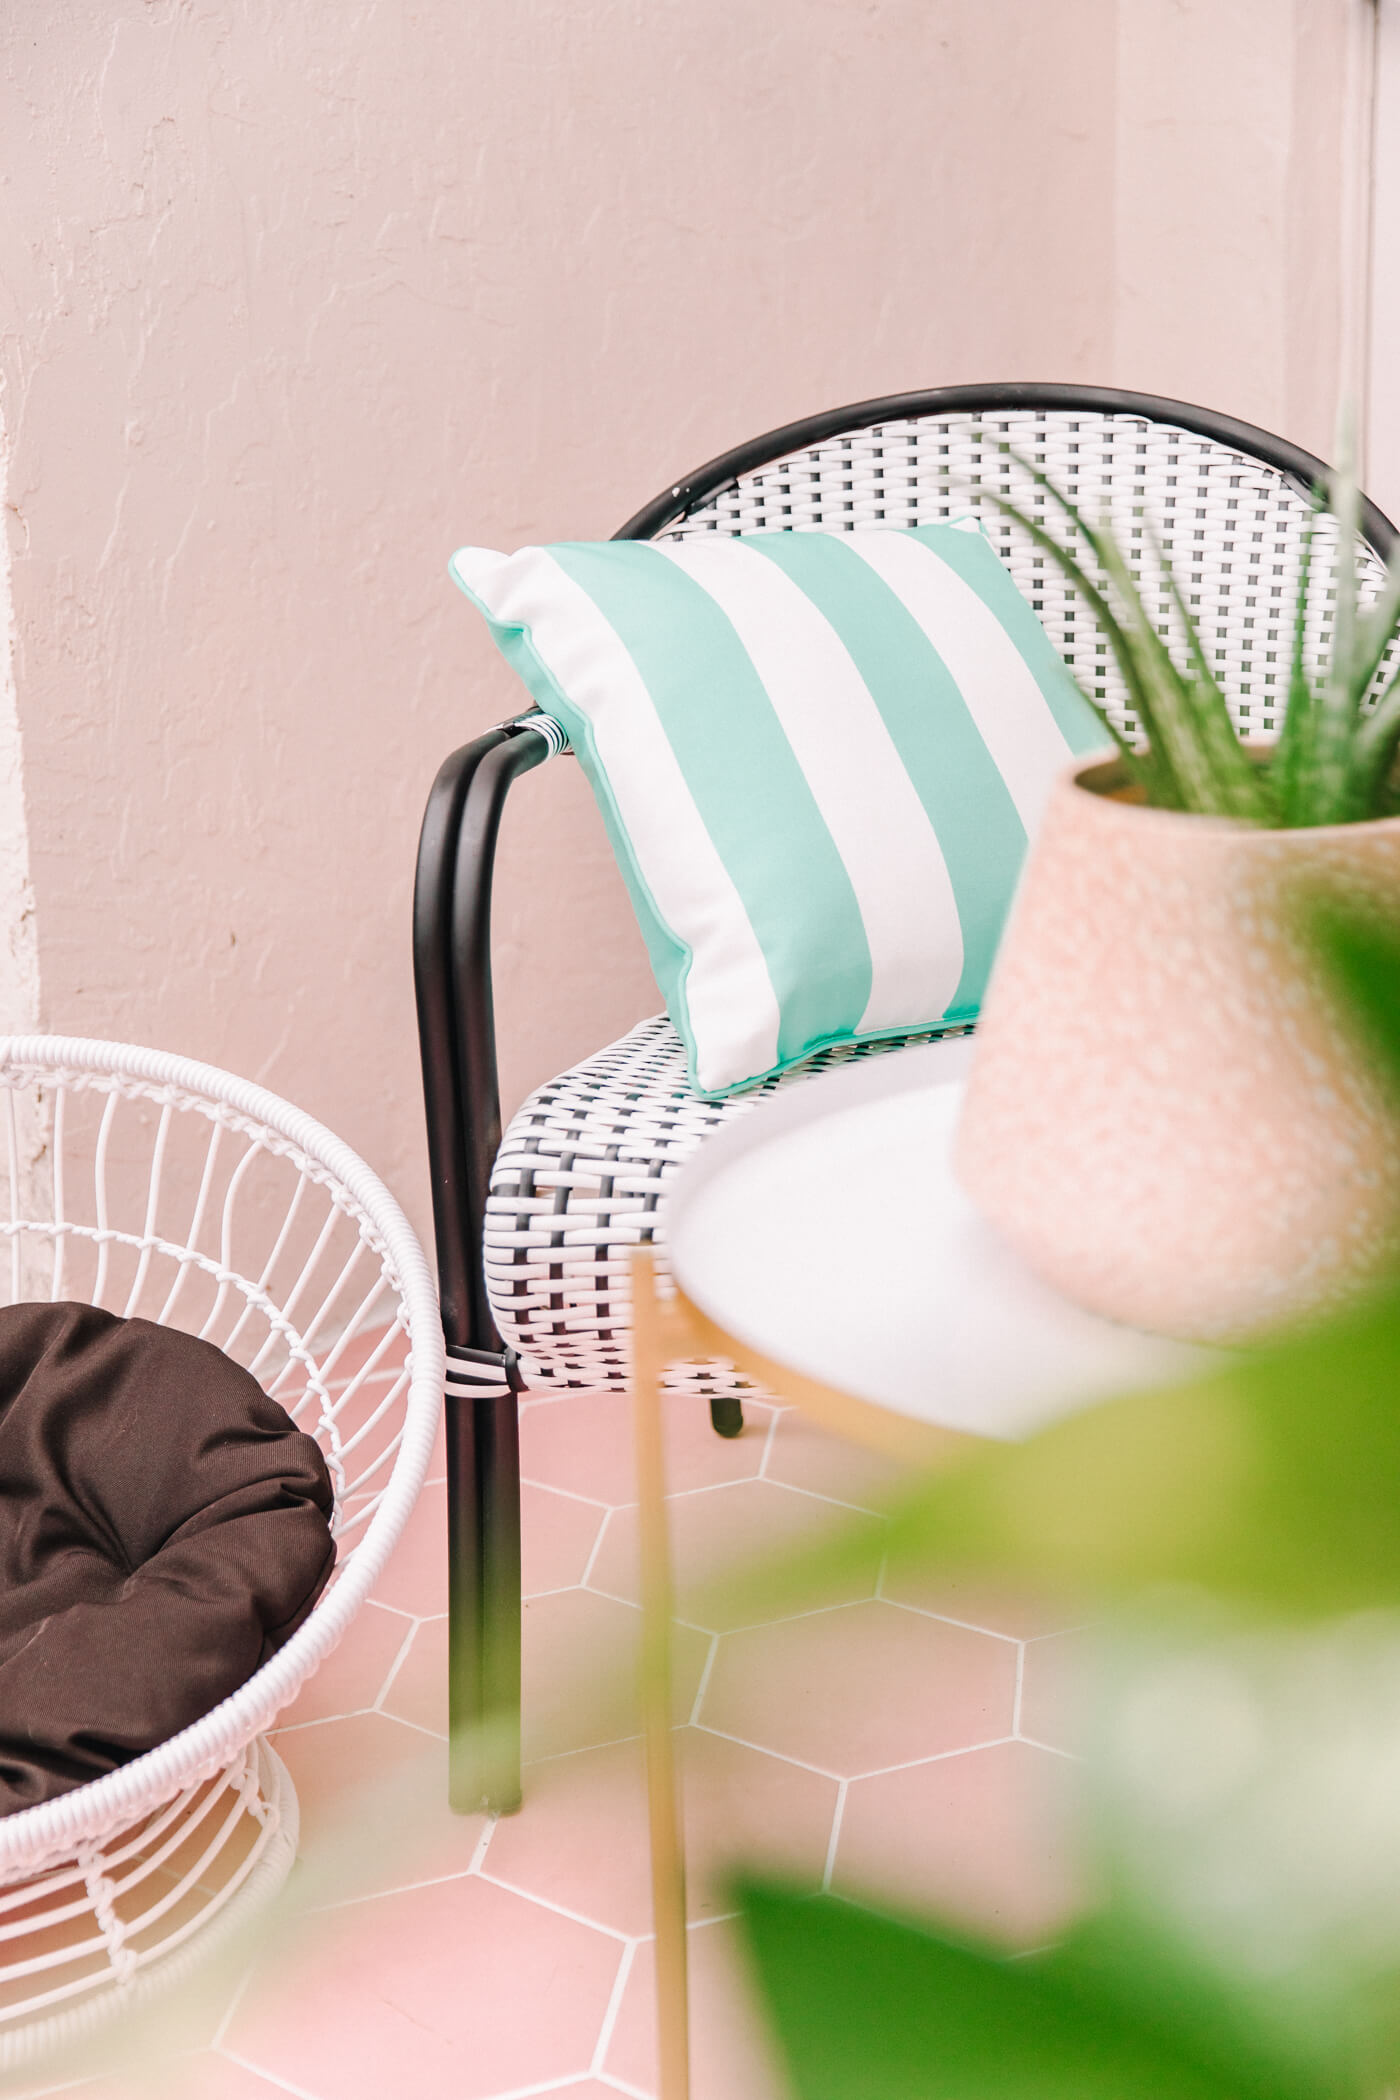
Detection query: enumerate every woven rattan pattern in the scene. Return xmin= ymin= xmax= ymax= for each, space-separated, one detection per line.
xmin=487 ymin=406 xmax=1398 ymax=1393
xmin=489 ymin=1015 xmax=967 ymax=1392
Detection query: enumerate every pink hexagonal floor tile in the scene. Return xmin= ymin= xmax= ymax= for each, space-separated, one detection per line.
xmin=833 ymin=1738 xmax=1087 ymax=1948
xmin=879 ymin=1566 xmax=1085 ymax=1641
xmin=519 ymin=1387 xmax=774 ymax=1507
xmin=588 ymin=1477 xmax=883 ymax=1630
xmin=699 ymin=1599 xmax=1018 ymax=1776
xmin=537 ymin=2085 xmax=639 ymax=2097
xmin=761 ymin=1410 xmax=909 ymax=1511
xmin=381 ymin=1591 xmax=709 ymax=1764
xmin=369 ymin=1478 xmax=447 ymax=1616
xmin=606 ymin=1916 xmax=787 ymax=2100
xmin=1018 ymin=1628 xmax=1090 ymax=1753
xmin=278 ymin=1599 xmax=412 ymax=1729
xmin=520 ymin=1481 xmax=608 ymax=1595
xmin=11 ymin=2060 xmax=297 ymax=2100
xmin=530 ymin=2086 xmax=633 ymax=2098
xmin=223 ymin=1875 xmax=623 ymax=2100
xmin=270 ymin=1708 xmax=485 ymax=1902
xmin=483 ymin=1727 xmax=838 ymax=1936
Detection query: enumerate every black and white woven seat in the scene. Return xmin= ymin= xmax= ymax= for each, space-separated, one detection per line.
xmin=413 ymin=383 xmax=1398 ymax=1813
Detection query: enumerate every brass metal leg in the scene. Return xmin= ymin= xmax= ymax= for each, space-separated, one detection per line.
xmin=631 ymin=1250 xmax=691 ymax=2100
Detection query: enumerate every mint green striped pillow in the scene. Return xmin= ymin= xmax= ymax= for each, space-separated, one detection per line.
xmin=450 ymin=524 xmax=1106 ymax=1098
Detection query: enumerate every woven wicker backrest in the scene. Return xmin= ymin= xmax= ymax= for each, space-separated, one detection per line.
xmin=656 ymin=406 xmax=1396 ymax=745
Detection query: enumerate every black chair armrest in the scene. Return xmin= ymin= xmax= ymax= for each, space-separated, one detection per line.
xmin=414 ymin=721 xmax=553 ymax=1352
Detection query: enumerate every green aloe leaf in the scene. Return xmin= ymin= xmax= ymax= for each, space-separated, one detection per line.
xmin=1308 ymin=453 xmax=1365 ymax=823
xmin=1135 ymin=512 xmax=1280 ymax=825
xmin=973 ymin=441 xmax=1265 ymax=819
xmin=1272 ymin=506 xmax=1320 ymax=826
xmin=969 ymin=485 xmax=1177 ymax=806
xmin=1348 ymin=549 xmax=1400 ymax=702
xmin=1346 ymin=665 xmax=1400 ymax=817
xmin=1086 ymin=515 xmax=1265 ymax=822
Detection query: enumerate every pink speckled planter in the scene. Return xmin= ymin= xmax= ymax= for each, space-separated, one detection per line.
xmin=955 ymin=755 xmax=1400 ymax=1343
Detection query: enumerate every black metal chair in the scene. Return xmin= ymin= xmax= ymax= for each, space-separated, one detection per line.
xmin=414 ymin=381 xmax=1396 ymax=1812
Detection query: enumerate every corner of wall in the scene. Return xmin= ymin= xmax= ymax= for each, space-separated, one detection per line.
xmin=0 ymin=398 xmax=41 ymax=1041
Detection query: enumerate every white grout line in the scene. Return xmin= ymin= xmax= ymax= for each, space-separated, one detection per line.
xmin=577 ymin=1581 xmax=643 ymax=1615
xmin=1017 ymin=1734 xmax=1080 ymax=1762
xmin=476 ymin=1869 xmax=633 ymax=1942
xmin=579 ymin=1505 xmax=614 ymax=1586
xmin=374 ymin=1711 xmax=449 ymax=1743
xmin=878 ymin=1596 xmax=1021 ymax=1644
xmin=1012 ymin=1640 xmax=1026 ymax=1735
xmin=479 ymin=2075 xmax=622 ymax=2100
xmin=216 ymin=2050 xmax=329 ymax=2099
xmin=690 ymin=1722 xmax=842 ymax=1783
xmin=520 ymin=1473 xmax=615 ymax=1513
xmin=756 ymin=1475 xmax=889 ymax=1518
xmin=269 ymin=1709 xmax=375 ymax=1738
xmin=756 ymin=1403 xmax=784 ymax=1479
xmin=469 ymin=1812 xmax=500 ymax=1875
xmin=851 ymin=1733 xmax=1019 ymax=1781
xmin=594 ymin=2073 xmax=654 ymax=2099
xmin=687 ymin=1633 xmax=720 ymax=1725
xmin=591 ymin=1936 xmax=639 ymax=2077
xmin=209 ymin=1962 xmax=255 ymax=2049
xmin=523 ymin=1729 xmax=644 ymax=1769
xmin=310 ymin=1863 xmax=492 ymax=1915
xmin=372 ymin=1617 xmax=423 ymax=1708
xmin=361 ymin=1596 xmax=419 ymax=1623
xmin=821 ymin=1778 xmax=849 ymax=1891
xmin=526 ymin=1578 xmax=628 ymax=1603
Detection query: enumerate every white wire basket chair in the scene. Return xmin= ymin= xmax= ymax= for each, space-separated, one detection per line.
xmin=0 ymin=1035 xmax=443 ymax=2076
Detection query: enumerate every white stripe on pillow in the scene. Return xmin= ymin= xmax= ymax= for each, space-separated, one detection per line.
xmin=651 ymin=538 xmax=966 ymax=1037
xmin=845 ymin=528 xmax=1080 ymax=839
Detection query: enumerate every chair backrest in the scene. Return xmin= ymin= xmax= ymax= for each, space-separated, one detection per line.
xmin=618 ymin=385 xmax=1399 ymax=746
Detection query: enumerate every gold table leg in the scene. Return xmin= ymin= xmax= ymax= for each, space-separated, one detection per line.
xmin=631 ymin=1249 xmax=691 ymax=2100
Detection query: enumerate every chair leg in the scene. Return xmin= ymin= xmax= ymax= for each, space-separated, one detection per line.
xmin=446 ymin=1350 xmax=523 ymax=1815
xmin=708 ymin=1394 xmax=744 ymax=1439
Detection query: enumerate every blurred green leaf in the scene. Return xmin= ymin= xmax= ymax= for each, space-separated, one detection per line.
xmin=725 ymin=889 xmax=1400 ymax=2100
xmin=736 ymin=1879 xmax=1334 ymax=2100
xmin=1295 ymin=889 xmax=1400 ymax=1110
xmin=709 ymin=1283 xmax=1400 ymax=1628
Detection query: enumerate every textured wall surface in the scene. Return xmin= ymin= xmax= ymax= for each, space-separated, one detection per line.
xmin=1112 ymin=0 xmax=1354 ymax=458
xmin=0 ymin=0 xmax=1356 ymax=1252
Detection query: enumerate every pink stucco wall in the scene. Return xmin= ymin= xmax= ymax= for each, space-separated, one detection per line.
xmin=0 ymin=0 xmax=1358 ymax=1251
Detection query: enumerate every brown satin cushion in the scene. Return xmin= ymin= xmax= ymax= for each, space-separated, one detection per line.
xmin=0 ymin=1301 xmax=335 ymax=1816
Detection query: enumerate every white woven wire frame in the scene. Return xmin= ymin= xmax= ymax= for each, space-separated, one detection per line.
xmin=486 ymin=404 xmax=1399 ymax=1394
xmin=0 ymin=1035 xmax=443 ymax=2071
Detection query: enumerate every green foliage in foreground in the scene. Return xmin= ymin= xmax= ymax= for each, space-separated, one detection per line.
xmin=731 ymin=900 xmax=1400 ymax=2096
xmin=975 ymin=433 xmax=1400 ymax=826
xmin=737 ymin=1880 xmax=1400 ymax=2100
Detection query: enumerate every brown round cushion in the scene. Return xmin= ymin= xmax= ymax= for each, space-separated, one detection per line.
xmin=0 ymin=1301 xmax=335 ymax=1815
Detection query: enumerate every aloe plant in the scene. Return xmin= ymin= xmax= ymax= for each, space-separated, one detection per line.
xmin=976 ymin=436 xmax=1400 ymax=827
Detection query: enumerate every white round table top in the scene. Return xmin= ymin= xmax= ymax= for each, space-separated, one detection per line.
xmin=666 ymin=1038 xmax=1214 ymax=1442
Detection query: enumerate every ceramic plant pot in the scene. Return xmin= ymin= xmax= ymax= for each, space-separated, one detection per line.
xmin=954 ymin=753 xmax=1400 ymax=1343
